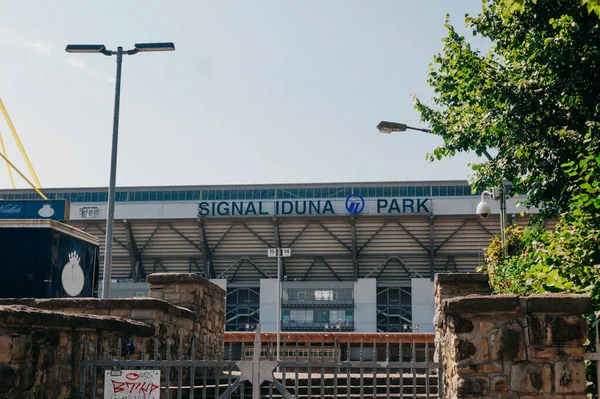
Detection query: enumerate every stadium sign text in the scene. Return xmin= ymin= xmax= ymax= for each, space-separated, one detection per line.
xmin=198 ymin=198 xmax=430 ymax=217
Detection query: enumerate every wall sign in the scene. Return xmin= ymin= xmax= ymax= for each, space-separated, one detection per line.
xmin=0 ymin=200 xmax=69 ymax=222
xmin=104 ymin=370 xmax=160 ymax=399
xmin=198 ymin=196 xmax=431 ymax=217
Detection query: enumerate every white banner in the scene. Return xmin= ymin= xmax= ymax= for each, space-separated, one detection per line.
xmin=104 ymin=370 xmax=160 ymax=399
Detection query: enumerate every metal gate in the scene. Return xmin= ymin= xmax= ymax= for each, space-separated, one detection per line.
xmin=78 ymin=327 xmax=442 ymax=399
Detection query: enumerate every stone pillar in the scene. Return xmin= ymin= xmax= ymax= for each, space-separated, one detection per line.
xmin=435 ymin=274 xmax=592 ymax=399
xmin=434 ymin=274 xmax=491 ymax=378
xmin=147 ymin=273 xmax=226 ymax=357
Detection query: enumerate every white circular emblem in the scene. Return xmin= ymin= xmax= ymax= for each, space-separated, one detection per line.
xmin=61 ymin=251 xmax=85 ymax=297
xmin=38 ymin=204 xmax=55 ymax=218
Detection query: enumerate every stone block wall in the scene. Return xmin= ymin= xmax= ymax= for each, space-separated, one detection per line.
xmin=0 ymin=305 xmax=154 ymax=398
xmin=435 ymin=273 xmax=592 ymax=399
xmin=147 ymin=273 xmax=226 ymax=358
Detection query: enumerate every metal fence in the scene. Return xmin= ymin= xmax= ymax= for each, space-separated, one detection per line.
xmin=78 ymin=328 xmax=442 ymax=399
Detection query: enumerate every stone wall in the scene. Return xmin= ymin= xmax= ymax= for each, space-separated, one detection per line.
xmin=0 ymin=305 xmax=154 ymax=398
xmin=0 ymin=273 xmax=226 ymax=398
xmin=435 ymin=273 xmax=592 ymax=399
xmin=147 ymin=273 xmax=226 ymax=358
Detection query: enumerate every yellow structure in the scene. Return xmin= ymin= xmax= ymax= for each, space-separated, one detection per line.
xmin=0 ymin=97 xmax=46 ymax=199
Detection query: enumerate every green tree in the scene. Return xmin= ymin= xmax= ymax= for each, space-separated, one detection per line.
xmin=415 ymin=0 xmax=600 ymax=218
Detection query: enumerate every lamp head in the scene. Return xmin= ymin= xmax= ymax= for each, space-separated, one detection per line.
xmin=377 ymin=121 xmax=407 ymax=134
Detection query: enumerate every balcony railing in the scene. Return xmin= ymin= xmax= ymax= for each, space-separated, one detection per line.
xmin=281 ymin=299 xmax=354 ymax=308
xmin=281 ymin=321 xmax=354 ymax=331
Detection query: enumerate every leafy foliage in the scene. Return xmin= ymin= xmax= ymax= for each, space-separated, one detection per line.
xmin=415 ymin=0 xmax=600 ymax=218
xmin=503 ymin=0 xmax=600 ymax=16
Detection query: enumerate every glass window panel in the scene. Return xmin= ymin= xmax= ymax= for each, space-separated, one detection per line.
xmin=221 ymin=190 xmax=230 ymax=200
xmin=215 ymin=190 xmax=223 ymax=200
xmin=384 ymin=187 xmax=392 ymax=197
xmin=164 ymin=191 xmax=173 ymax=201
xmin=432 ymin=186 xmax=440 ymax=196
xmin=178 ymin=191 xmax=186 ymax=200
xmin=253 ymin=189 xmax=262 ymax=199
xmin=439 ymin=186 xmax=448 ymax=196
xmin=192 ymin=190 xmax=201 ymax=200
xmin=149 ymin=191 xmax=157 ymax=201
xmin=142 ymin=191 xmax=150 ymax=201
xmin=415 ymin=186 xmax=424 ymax=196
xmin=91 ymin=192 xmax=99 ymax=202
xmin=399 ymin=187 xmax=407 ymax=197
xmin=376 ymin=187 xmax=384 ymax=197
xmin=156 ymin=191 xmax=165 ymax=201
xmin=407 ymin=186 xmax=415 ymax=196
xmin=245 ymin=189 xmax=253 ymax=199
xmin=447 ymin=186 xmax=456 ymax=196
xmin=310 ymin=188 xmax=319 ymax=198
xmin=205 ymin=190 xmax=214 ymax=200
xmin=261 ymin=189 xmax=269 ymax=199
xmin=134 ymin=192 xmax=142 ymax=201
xmin=81 ymin=192 xmax=89 ymax=202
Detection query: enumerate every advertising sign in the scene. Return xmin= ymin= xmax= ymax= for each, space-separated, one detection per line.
xmin=104 ymin=370 xmax=160 ymax=399
xmin=0 ymin=199 xmax=69 ymax=222
xmin=198 ymin=195 xmax=431 ymax=217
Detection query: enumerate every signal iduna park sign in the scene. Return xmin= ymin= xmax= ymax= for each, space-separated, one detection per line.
xmin=198 ymin=194 xmax=431 ymax=217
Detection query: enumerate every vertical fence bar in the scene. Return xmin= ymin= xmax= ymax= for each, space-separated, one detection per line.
xmin=268 ymin=338 xmax=273 ymax=398
xmin=89 ymin=339 xmax=98 ymax=399
xmin=595 ymin=313 xmax=600 ymax=398
xmin=412 ymin=338 xmax=416 ymax=399
xmin=282 ymin=336 xmax=287 ymax=393
xmin=346 ymin=338 xmax=351 ymax=399
xmin=425 ymin=339 xmax=430 ymax=399
xmin=241 ymin=339 xmax=246 ymax=399
xmin=190 ymin=338 xmax=196 ymax=398
xmin=399 ymin=338 xmax=403 ymax=397
xmin=177 ymin=340 xmax=183 ymax=399
xmin=295 ymin=339 xmax=299 ymax=399
xmin=359 ymin=339 xmax=364 ymax=399
xmin=227 ymin=341 xmax=233 ymax=397
xmin=164 ymin=341 xmax=171 ymax=399
xmin=372 ymin=339 xmax=376 ymax=398
xmin=202 ymin=361 xmax=207 ymax=399
xmin=308 ymin=340 xmax=312 ymax=399
xmin=321 ymin=337 xmax=325 ymax=399
xmin=386 ymin=339 xmax=390 ymax=399
xmin=334 ymin=337 xmax=338 ymax=399
xmin=215 ymin=343 xmax=221 ymax=399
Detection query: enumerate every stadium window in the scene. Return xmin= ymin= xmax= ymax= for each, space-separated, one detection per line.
xmin=439 ymin=186 xmax=448 ymax=196
xmin=367 ymin=187 xmax=375 ymax=198
xmin=178 ymin=191 xmax=186 ymax=200
xmin=90 ymin=192 xmax=99 ymax=202
xmin=155 ymin=191 xmax=164 ymax=201
xmin=133 ymin=192 xmax=142 ymax=201
xmin=376 ymin=187 xmax=384 ymax=197
xmin=148 ymin=191 xmax=157 ymax=201
xmin=415 ymin=186 xmax=424 ymax=197
xmin=245 ymin=189 xmax=253 ymax=199
xmin=431 ymin=186 xmax=440 ymax=196
xmin=399 ymin=187 xmax=407 ymax=197
xmin=407 ymin=186 xmax=415 ymax=196
xmin=215 ymin=190 xmax=223 ymax=200
xmin=384 ymin=187 xmax=391 ymax=197
xmin=163 ymin=191 xmax=172 ymax=201
xmin=252 ymin=189 xmax=261 ymax=199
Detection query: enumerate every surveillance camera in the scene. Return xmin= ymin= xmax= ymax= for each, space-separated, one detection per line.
xmin=476 ymin=200 xmax=492 ymax=219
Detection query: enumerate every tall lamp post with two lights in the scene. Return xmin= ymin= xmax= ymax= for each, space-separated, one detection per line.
xmin=376 ymin=120 xmax=508 ymax=258
xmin=65 ymin=42 xmax=175 ymax=298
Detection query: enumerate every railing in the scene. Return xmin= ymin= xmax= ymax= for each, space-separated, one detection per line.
xmin=77 ymin=327 xmax=442 ymax=399
xmin=282 ymin=299 xmax=354 ymax=308
xmin=281 ymin=322 xmax=354 ymax=331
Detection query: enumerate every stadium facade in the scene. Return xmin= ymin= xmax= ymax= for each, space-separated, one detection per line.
xmin=0 ymin=180 xmax=529 ymax=334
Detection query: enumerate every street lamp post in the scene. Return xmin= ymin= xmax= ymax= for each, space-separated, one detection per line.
xmin=377 ymin=120 xmax=508 ymax=258
xmin=66 ymin=42 xmax=175 ymax=298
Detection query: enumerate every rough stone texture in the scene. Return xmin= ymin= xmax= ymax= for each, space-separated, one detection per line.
xmin=0 ymin=305 xmax=154 ymax=398
xmin=435 ymin=273 xmax=591 ymax=399
xmin=0 ymin=273 xmax=226 ymax=398
xmin=147 ymin=273 xmax=226 ymax=359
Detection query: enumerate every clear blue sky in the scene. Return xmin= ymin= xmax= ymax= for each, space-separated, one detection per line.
xmin=0 ymin=1 xmax=486 ymax=189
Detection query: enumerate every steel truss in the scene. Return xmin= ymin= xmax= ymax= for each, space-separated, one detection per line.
xmin=80 ymin=214 xmax=501 ymax=283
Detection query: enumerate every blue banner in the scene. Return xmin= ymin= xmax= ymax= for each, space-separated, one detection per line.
xmin=0 ymin=200 xmax=69 ymax=221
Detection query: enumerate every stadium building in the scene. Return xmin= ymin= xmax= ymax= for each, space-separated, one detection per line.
xmin=0 ymin=180 xmax=529 ymax=334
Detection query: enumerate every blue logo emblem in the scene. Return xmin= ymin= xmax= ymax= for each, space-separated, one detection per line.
xmin=345 ymin=194 xmax=365 ymax=215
